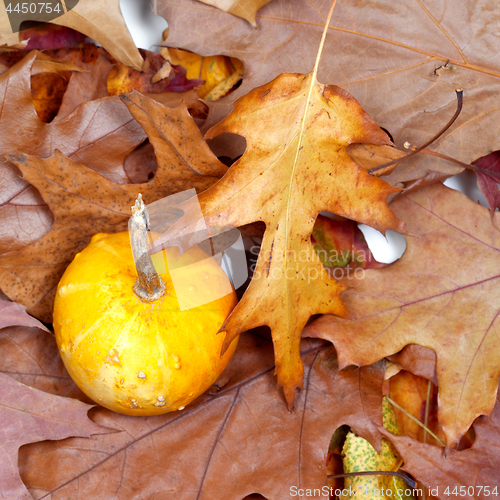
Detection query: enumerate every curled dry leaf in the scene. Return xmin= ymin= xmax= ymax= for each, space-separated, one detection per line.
xmin=0 ymin=0 xmax=143 ymax=70
xmin=107 ymin=49 xmax=203 ymax=96
xmin=0 ymin=43 xmax=117 ymax=121
xmin=388 ymin=345 xmax=437 ymax=385
xmin=164 ymin=47 xmax=243 ymax=101
xmin=305 ymin=183 xmax=500 ymax=447
xmin=156 ymin=0 xmax=500 ymax=185
xmin=18 ymin=334 xmax=386 ymax=499
xmin=0 ymin=372 xmax=108 ymax=500
xmin=196 ymin=0 xmax=272 ymax=28
xmin=0 ymin=92 xmax=227 ymax=321
xmin=157 ymin=72 xmax=405 ymax=406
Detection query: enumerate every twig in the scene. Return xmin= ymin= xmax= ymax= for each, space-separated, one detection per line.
xmin=369 ymin=88 xmax=463 ymax=175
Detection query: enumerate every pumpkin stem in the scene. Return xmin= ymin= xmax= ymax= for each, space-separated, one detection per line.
xmin=130 ymin=194 xmax=166 ymax=301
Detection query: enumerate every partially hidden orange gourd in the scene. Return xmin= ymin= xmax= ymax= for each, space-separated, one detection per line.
xmin=53 ymin=196 xmax=238 ymax=416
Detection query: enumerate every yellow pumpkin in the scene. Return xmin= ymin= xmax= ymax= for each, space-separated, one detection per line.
xmin=53 ymin=227 xmax=238 ymax=416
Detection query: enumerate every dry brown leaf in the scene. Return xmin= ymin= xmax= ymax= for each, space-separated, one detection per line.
xmin=388 ymin=345 xmax=437 ymax=385
xmin=305 ymin=182 xmax=500 ymax=447
xmin=0 ymin=298 xmax=48 ymax=331
xmin=0 ymin=48 xmax=99 ymax=122
xmin=0 ymin=371 xmax=107 ymax=500
xmin=153 ymin=72 xmax=405 ymax=406
xmin=120 ymin=91 xmax=227 ymax=187
xmin=155 ymin=0 xmax=500 ymax=184
xmin=0 ymin=52 xmax=146 ymax=255
xmin=0 ymin=325 xmax=90 ymax=402
xmin=0 ymin=91 xmax=226 ymax=321
xmin=17 ymin=334 xmax=386 ymax=499
xmin=0 ymin=44 xmax=115 ymax=114
xmin=197 ymin=0 xmax=272 ymax=28
xmin=0 ymin=0 xmax=143 ymax=70
xmin=49 ymin=44 xmax=116 ymax=120
xmin=347 ymin=144 xmax=406 ymax=176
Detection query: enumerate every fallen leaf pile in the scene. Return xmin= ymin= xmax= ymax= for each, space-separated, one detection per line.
xmin=1 ymin=0 xmax=500 ymax=498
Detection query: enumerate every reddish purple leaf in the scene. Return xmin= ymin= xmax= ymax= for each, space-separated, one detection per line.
xmin=20 ymin=25 xmax=88 ymax=50
xmin=166 ymin=64 xmax=204 ymax=92
xmin=472 ymin=150 xmax=500 ymax=213
xmin=312 ymin=214 xmax=387 ymax=272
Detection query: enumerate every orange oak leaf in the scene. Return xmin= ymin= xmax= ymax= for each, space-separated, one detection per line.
xmin=305 ymin=182 xmax=500 ymax=446
xmin=155 ymin=72 xmax=405 ymax=406
xmin=0 ymin=92 xmax=227 ymax=321
xmin=0 ymin=372 xmax=107 ymax=500
xmin=16 ymin=334 xmax=386 ymax=499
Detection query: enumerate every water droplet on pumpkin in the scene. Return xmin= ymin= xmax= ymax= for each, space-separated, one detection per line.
xmin=174 ymin=362 xmax=181 ymax=370
xmin=178 ymin=406 xmax=185 ymax=411
xmin=204 ymin=274 xmax=208 ymax=279
xmin=120 ymin=378 xmax=124 ymax=384
xmin=60 ymin=345 xmax=66 ymax=353
xmin=137 ymin=370 xmax=147 ymax=380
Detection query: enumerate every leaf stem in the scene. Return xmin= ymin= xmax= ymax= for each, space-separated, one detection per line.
xmin=311 ymin=0 xmax=338 ymax=83
xmin=129 ymin=194 xmax=166 ymax=302
xmin=385 ymin=396 xmax=446 ymax=447
xmin=405 ymin=146 xmax=500 ymax=180
xmin=327 ymin=470 xmax=417 ymax=488
xmin=423 ymin=380 xmax=432 ymax=444
xmin=369 ymin=88 xmax=463 ymax=175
